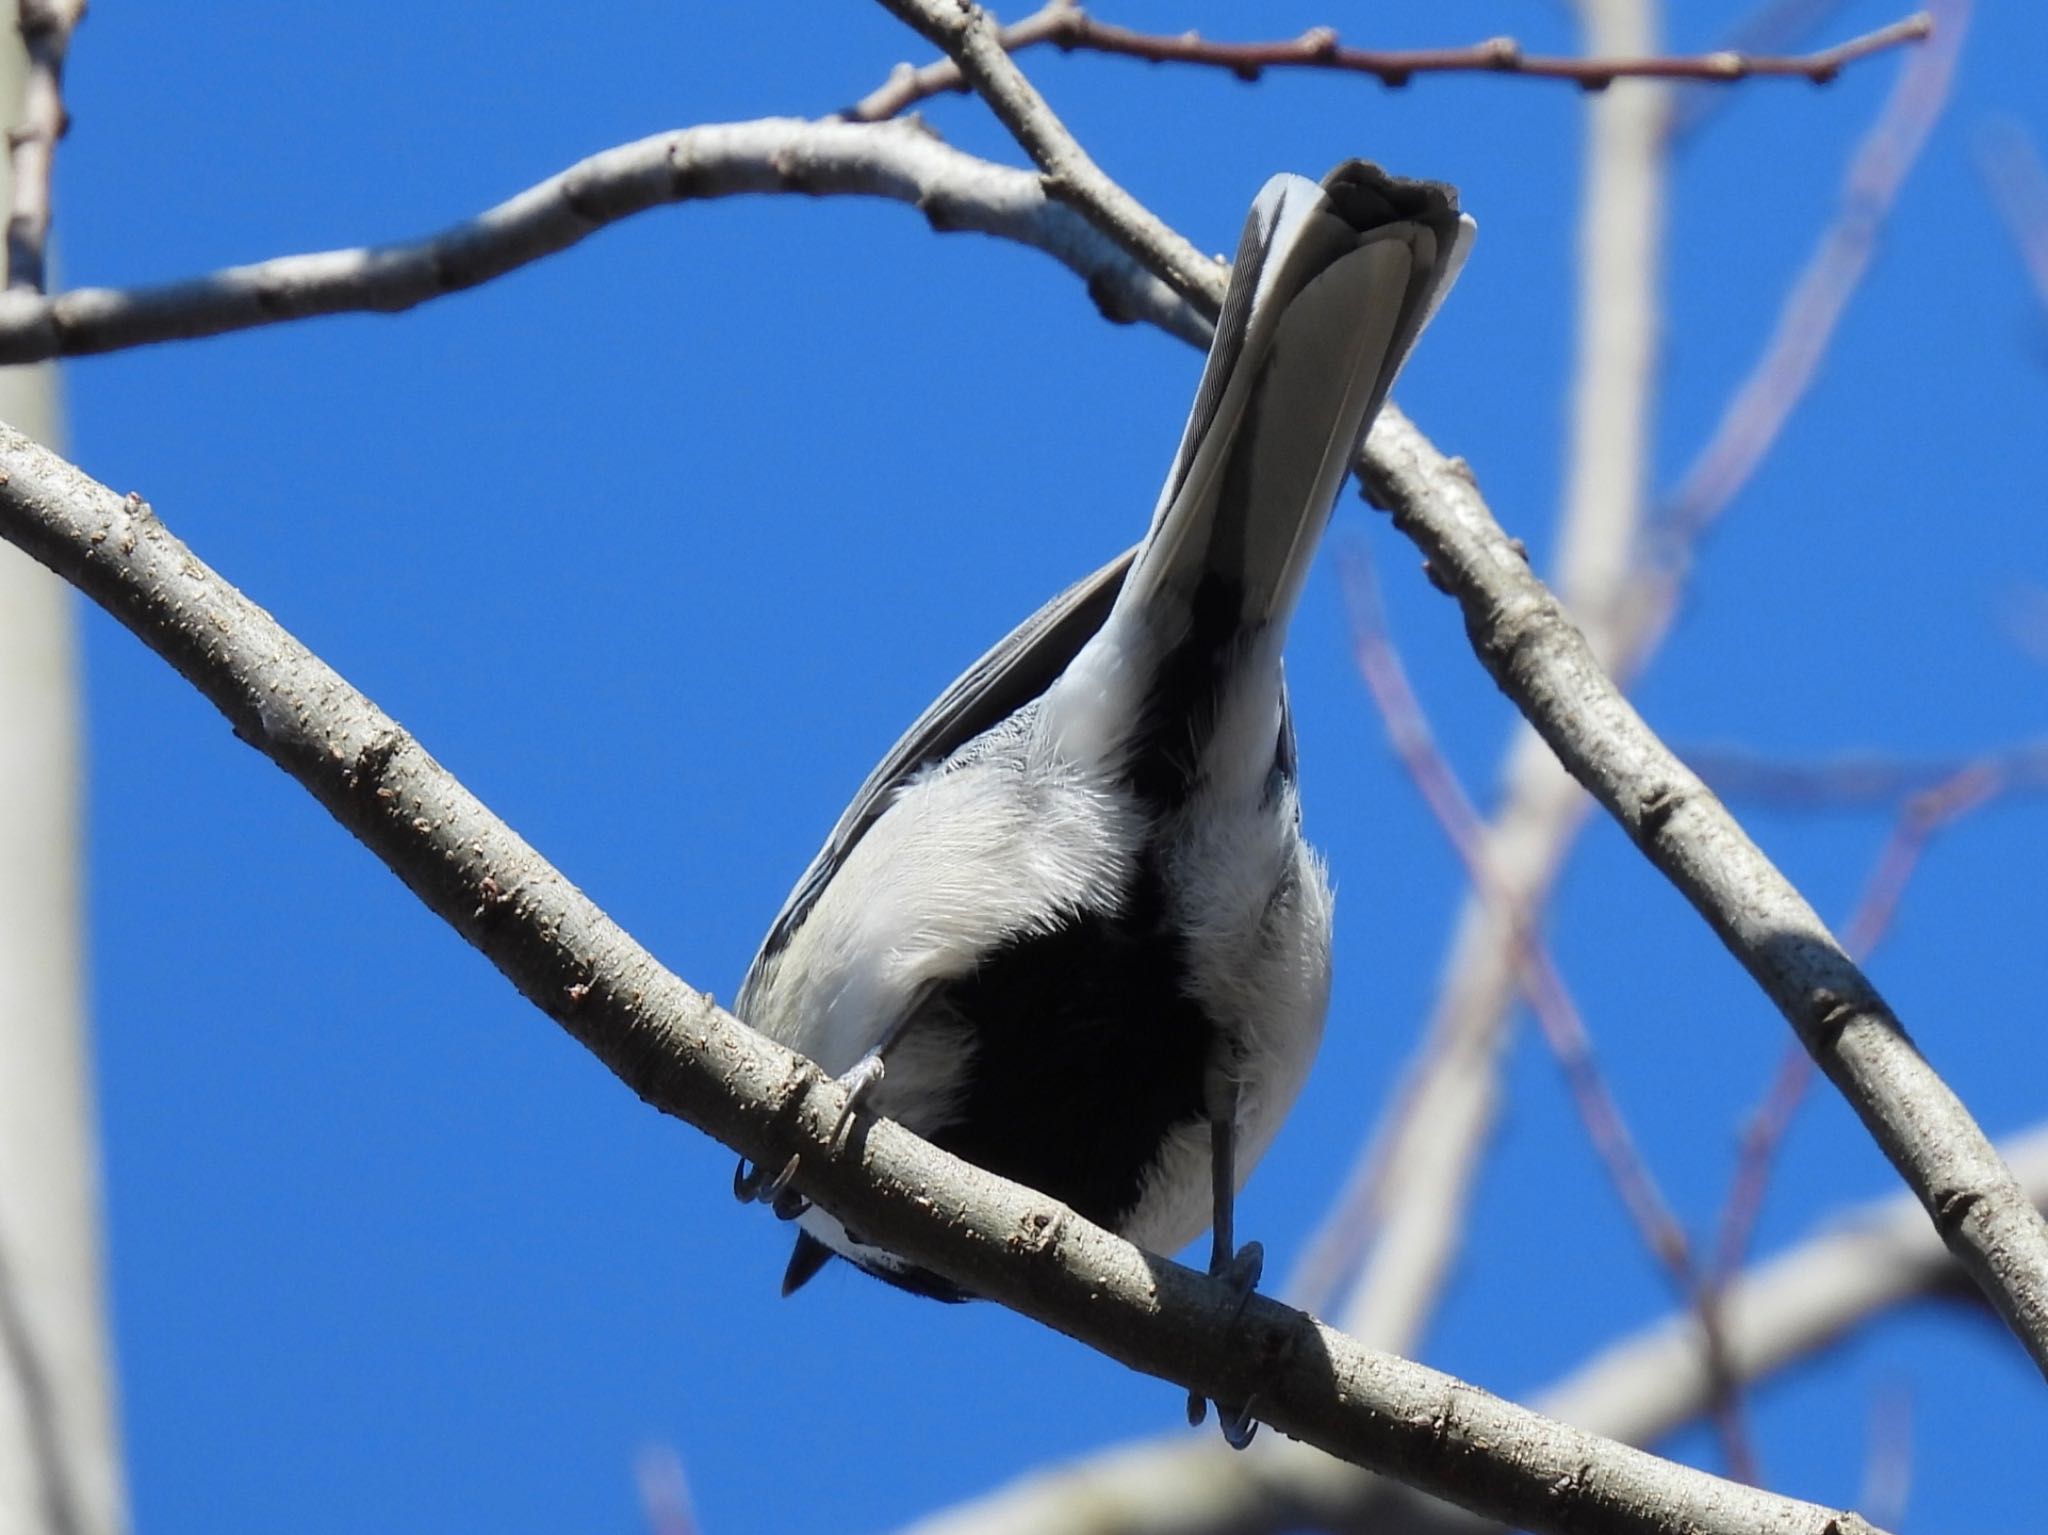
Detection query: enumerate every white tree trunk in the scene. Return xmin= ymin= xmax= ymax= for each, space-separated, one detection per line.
xmin=0 ymin=21 xmax=124 ymax=1535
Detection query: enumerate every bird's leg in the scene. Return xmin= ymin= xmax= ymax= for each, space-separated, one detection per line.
xmin=1186 ymin=1078 xmax=1265 ymax=1449
xmin=732 ymin=1018 xmax=909 ymax=1218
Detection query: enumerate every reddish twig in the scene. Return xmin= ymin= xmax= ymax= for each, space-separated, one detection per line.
xmin=1654 ymin=0 xmax=1957 ymax=556
xmin=635 ymin=1446 xmax=700 ymax=1535
xmin=1653 ymin=0 xmax=1968 ymax=560
xmin=1338 ymin=546 xmax=1758 ymax=1482
xmin=1669 ymin=0 xmax=1856 ymax=140
xmin=1977 ymin=117 xmax=2048 ymax=323
xmin=843 ymin=3 xmax=1932 ymax=121
xmin=1689 ymin=741 xmax=2048 ymax=809
xmin=1859 ymin=1383 xmax=1915 ymax=1532
xmin=6 ymin=0 xmax=85 ymax=294
xmin=1711 ymin=763 xmax=2010 ymax=1288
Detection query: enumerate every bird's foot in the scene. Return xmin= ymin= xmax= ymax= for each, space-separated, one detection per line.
xmin=732 ymin=1052 xmax=890 ymax=1220
xmin=1187 ymin=1240 xmax=1266 ymax=1449
xmin=732 ymin=1152 xmax=804 ymax=1216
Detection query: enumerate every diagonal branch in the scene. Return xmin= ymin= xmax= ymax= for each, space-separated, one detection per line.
xmin=844 ymin=3 xmax=1932 ymax=122
xmin=1710 ymin=761 xmax=2012 ymax=1288
xmin=0 ymin=117 xmax=1207 ymax=365
xmin=1655 ymin=0 xmax=1969 ymax=560
xmin=0 ymin=424 xmax=1879 ymax=1535
xmin=1978 ymin=116 xmax=2048 ymax=321
xmin=901 ymin=1122 xmax=2048 ymax=1535
xmin=1338 ymin=544 xmax=1755 ymax=1475
xmin=1360 ymin=405 xmax=2048 ymax=1383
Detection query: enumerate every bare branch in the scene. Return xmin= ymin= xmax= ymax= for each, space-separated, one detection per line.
xmin=844 ymin=4 xmax=1933 ymax=122
xmin=1858 ymin=1385 xmax=1914 ymax=1532
xmin=1297 ymin=0 xmax=1676 ymax=1365
xmin=1689 ymin=741 xmax=2048 ymax=808
xmin=1339 ymin=544 xmax=1756 ymax=1474
xmin=1312 ymin=0 xmax=1965 ymax=1367
xmin=1359 ymin=405 xmax=2048 ymax=1384
xmin=1977 ymin=116 xmax=2048 ymax=321
xmin=1655 ymin=0 xmax=1970 ymax=562
xmin=1668 ymin=0 xmax=1859 ymax=140
xmin=1338 ymin=559 xmax=1657 ymax=1243
xmin=0 ymin=423 xmax=1880 ymax=1535
xmin=636 ymin=1445 xmax=701 ymax=1535
xmin=1558 ymin=0 xmax=1667 ymax=641
xmin=1291 ymin=738 xmax=1591 ymax=1342
xmin=903 ymin=1124 xmax=2048 ymax=1535
xmin=868 ymin=0 xmax=1221 ymax=309
xmin=0 ymin=117 xmax=1207 ymax=365
xmin=5 ymin=0 xmax=83 ymax=294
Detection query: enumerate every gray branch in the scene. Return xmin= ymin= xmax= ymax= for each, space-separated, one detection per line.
xmin=0 ymin=116 xmax=1206 ymax=364
xmin=0 ymin=424 xmax=1877 ymax=1535
xmin=1358 ymin=405 xmax=2048 ymax=1380
xmin=902 ymin=1123 xmax=2048 ymax=1535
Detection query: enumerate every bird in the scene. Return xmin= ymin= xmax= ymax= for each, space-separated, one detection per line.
xmin=733 ymin=161 xmax=1472 ymax=1445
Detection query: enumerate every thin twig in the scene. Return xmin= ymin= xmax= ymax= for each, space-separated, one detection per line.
xmin=1858 ymin=1384 xmax=1914 ymax=1534
xmin=1340 ymin=549 xmax=1685 ymax=1271
xmin=0 ymin=421 xmax=1884 ymax=1535
xmin=636 ymin=1445 xmax=701 ymax=1535
xmin=1689 ymin=741 xmax=2048 ymax=808
xmin=1338 ymin=546 xmax=1757 ymax=1478
xmin=1977 ymin=116 xmax=2048 ymax=322
xmin=0 ymin=118 xmax=1209 ymax=364
xmin=844 ymin=4 xmax=1933 ymax=121
xmin=5 ymin=0 xmax=84 ymax=294
xmin=1669 ymin=0 xmax=1857 ymax=140
xmin=1652 ymin=0 xmax=1970 ymax=567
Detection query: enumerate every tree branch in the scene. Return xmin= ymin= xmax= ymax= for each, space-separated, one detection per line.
xmin=0 ymin=424 xmax=1880 ymax=1535
xmin=1655 ymin=0 xmax=1969 ymax=560
xmin=5 ymin=0 xmax=83 ymax=294
xmin=1977 ymin=116 xmax=2048 ymax=322
xmin=900 ymin=1122 xmax=2048 ymax=1535
xmin=1358 ymin=405 xmax=2048 ymax=1383
xmin=1710 ymin=760 xmax=2012 ymax=1293
xmin=0 ymin=116 xmax=1207 ymax=365
xmin=844 ymin=3 xmax=1933 ymax=122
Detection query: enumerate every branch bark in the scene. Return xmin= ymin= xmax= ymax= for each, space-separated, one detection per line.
xmin=900 ymin=1121 xmax=2048 ymax=1535
xmin=1359 ymin=406 xmax=2048 ymax=1382
xmin=0 ymin=117 xmax=1207 ymax=365
xmin=0 ymin=423 xmax=1881 ymax=1535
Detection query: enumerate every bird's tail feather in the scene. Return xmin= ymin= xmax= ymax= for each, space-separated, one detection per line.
xmin=1114 ymin=164 xmax=1473 ymax=644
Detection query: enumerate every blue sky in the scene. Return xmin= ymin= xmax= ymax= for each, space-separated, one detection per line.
xmin=47 ymin=2 xmax=2048 ymax=1532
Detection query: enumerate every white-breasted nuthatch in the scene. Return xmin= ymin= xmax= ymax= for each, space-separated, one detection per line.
xmin=735 ymin=162 xmax=1472 ymax=1444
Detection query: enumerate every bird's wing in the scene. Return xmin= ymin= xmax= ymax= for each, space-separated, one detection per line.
xmin=743 ymin=545 xmax=1136 ymax=981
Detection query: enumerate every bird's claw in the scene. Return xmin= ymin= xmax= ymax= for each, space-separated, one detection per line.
xmin=733 ymin=1053 xmax=891 ymax=1222
xmin=732 ymin=1153 xmax=804 ymax=1216
xmin=1188 ymin=1240 xmax=1267 ymax=1448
